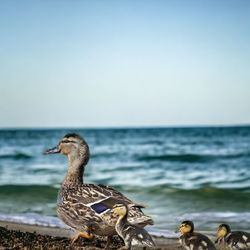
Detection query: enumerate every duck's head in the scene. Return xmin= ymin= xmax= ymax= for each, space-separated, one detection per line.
xmin=178 ymin=220 xmax=194 ymax=234
xmin=112 ymin=204 xmax=128 ymax=218
xmin=44 ymin=133 xmax=89 ymax=164
xmin=216 ymin=224 xmax=231 ymax=239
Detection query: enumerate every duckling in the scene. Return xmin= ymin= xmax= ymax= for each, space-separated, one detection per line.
xmin=44 ymin=133 xmax=153 ymax=248
xmin=178 ymin=220 xmax=216 ymax=250
xmin=112 ymin=203 xmax=155 ymax=249
xmin=216 ymin=223 xmax=250 ymax=250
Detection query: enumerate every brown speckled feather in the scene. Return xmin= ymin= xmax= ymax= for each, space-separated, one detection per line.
xmin=57 ymin=183 xmax=153 ymax=236
xmin=220 ymin=231 xmax=250 ymax=250
xmin=180 ymin=232 xmax=216 ymax=250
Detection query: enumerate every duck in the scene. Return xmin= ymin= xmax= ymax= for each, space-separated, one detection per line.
xmin=112 ymin=203 xmax=155 ymax=249
xmin=178 ymin=220 xmax=216 ymax=250
xmin=44 ymin=133 xmax=153 ymax=248
xmin=215 ymin=223 xmax=250 ymax=249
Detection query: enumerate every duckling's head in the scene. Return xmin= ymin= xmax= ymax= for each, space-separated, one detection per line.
xmin=178 ymin=220 xmax=194 ymax=234
xmin=44 ymin=133 xmax=89 ymax=165
xmin=216 ymin=224 xmax=231 ymax=239
xmin=112 ymin=204 xmax=128 ymax=218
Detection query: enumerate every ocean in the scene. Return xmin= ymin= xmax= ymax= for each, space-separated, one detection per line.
xmin=0 ymin=127 xmax=249 ymax=237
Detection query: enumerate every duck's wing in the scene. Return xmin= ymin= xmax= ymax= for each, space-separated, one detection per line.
xmin=72 ymin=184 xmax=144 ymax=208
xmin=96 ymin=184 xmax=153 ymax=225
xmin=70 ymin=184 xmax=153 ymax=225
xmin=132 ymin=226 xmax=156 ymax=247
xmin=226 ymin=231 xmax=250 ymax=249
xmin=58 ymin=183 xmax=153 ymax=235
xmin=97 ymin=184 xmax=146 ymax=207
xmin=196 ymin=233 xmax=217 ymax=250
xmin=182 ymin=233 xmax=216 ymax=250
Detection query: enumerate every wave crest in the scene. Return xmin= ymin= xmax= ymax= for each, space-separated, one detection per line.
xmin=0 ymin=152 xmax=32 ymax=160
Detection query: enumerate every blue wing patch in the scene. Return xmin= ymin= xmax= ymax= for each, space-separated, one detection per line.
xmin=90 ymin=202 xmax=109 ymax=214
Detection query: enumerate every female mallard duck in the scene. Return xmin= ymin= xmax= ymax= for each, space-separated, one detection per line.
xmin=44 ymin=133 xmax=153 ymax=248
xmin=178 ymin=220 xmax=216 ymax=250
xmin=112 ymin=203 xmax=155 ymax=249
xmin=215 ymin=223 xmax=250 ymax=249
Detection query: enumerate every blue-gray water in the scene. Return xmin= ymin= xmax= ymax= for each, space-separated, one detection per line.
xmin=0 ymin=127 xmax=249 ymax=236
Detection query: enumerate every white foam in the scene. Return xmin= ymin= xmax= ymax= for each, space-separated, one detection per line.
xmin=0 ymin=213 xmax=68 ymax=228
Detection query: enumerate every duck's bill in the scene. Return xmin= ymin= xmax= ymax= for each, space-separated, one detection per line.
xmin=44 ymin=146 xmax=60 ymax=154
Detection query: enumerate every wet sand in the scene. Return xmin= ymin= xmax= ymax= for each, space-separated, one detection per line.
xmin=0 ymin=220 xmax=181 ymax=249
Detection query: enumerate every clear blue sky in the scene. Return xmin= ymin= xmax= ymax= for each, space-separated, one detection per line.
xmin=0 ymin=0 xmax=249 ymax=128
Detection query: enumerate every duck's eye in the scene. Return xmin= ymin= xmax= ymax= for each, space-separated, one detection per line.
xmin=62 ymin=139 xmax=75 ymax=144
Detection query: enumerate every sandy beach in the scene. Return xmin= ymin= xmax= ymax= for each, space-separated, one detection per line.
xmin=0 ymin=220 xmax=181 ymax=250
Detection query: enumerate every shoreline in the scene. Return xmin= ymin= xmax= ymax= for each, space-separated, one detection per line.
xmin=0 ymin=220 xmax=181 ymax=249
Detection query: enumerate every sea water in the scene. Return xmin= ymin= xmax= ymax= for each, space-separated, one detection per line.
xmin=0 ymin=127 xmax=249 ymax=236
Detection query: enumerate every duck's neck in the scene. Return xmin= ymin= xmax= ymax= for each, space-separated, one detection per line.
xmin=63 ymin=152 xmax=89 ymax=186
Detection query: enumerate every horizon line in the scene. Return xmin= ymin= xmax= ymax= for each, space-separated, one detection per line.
xmin=0 ymin=123 xmax=250 ymax=130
